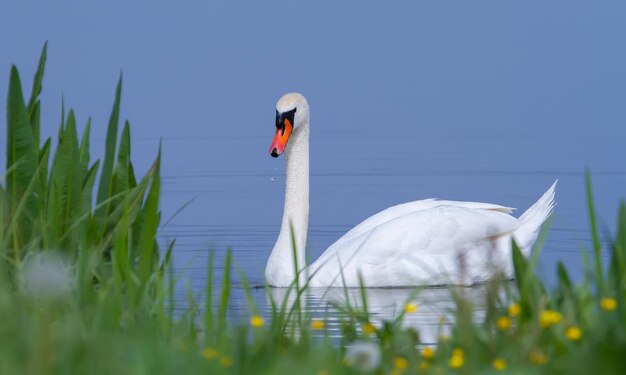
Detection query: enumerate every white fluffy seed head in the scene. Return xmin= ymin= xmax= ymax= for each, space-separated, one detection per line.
xmin=344 ymin=341 xmax=381 ymax=371
xmin=22 ymin=251 xmax=73 ymax=300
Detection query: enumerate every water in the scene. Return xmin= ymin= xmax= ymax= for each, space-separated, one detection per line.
xmin=162 ymin=128 xmax=624 ymax=330
xmin=2 ymin=0 xmax=626 ymax=335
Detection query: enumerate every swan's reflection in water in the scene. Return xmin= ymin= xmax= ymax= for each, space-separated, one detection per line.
xmin=264 ymin=284 xmax=494 ymax=344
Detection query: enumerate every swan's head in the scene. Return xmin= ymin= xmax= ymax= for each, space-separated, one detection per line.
xmin=270 ymin=93 xmax=309 ymax=157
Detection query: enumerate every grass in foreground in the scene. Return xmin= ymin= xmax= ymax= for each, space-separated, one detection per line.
xmin=1 ymin=45 xmax=625 ymax=374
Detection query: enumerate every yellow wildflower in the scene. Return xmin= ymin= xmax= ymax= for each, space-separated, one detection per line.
xmin=419 ymin=361 xmax=431 ymax=371
xmin=601 ymin=297 xmax=618 ymax=311
xmin=492 ymin=358 xmax=507 ymax=371
xmin=311 ymin=319 xmax=325 ymax=330
xmin=565 ymin=326 xmax=582 ymax=341
xmin=220 ymin=356 xmax=233 ymax=367
xmin=539 ymin=310 xmax=562 ymax=328
xmin=496 ymin=316 xmax=511 ymax=331
xmin=448 ymin=348 xmax=464 ymax=369
xmin=529 ymin=349 xmax=548 ymax=365
xmin=508 ymin=303 xmax=521 ymax=317
xmin=404 ymin=303 xmax=419 ymax=313
xmin=449 ymin=355 xmax=463 ymax=368
xmin=394 ymin=357 xmax=409 ymax=369
xmin=362 ymin=322 xmax=377 ymax=335
xmin=422 ymin=346 xmax=435 ymax=360
xmin=201 ymin=347 xmax=218 ymax=360
xmin=250 ymin=315 xmax=264 ymax=327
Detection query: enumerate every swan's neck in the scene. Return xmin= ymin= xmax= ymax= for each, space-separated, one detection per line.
xmin=266 ymin=121 xmax=310 ymax=287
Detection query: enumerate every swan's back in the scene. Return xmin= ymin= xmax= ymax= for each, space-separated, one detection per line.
xmin=308 ymin=199 xmax=524 ymax=287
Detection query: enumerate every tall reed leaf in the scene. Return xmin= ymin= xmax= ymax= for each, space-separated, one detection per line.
xmin=511 ymin=240 xmax=542 ymax=318
xmin=53 ymin=110 xmax=83 ymax=239
xmin=37 ymin=138 xmax=51 ymax=215
xmin=204 ymin=251 xmax=215 ymax=345
xmin=137 ymin=145 xmax=161 ymax=285
xmin=113 ymin=121 xmax=132 ymax=197
xmin=218 ymin=250 xmax=232 ymax=341
xmin=79 ymin=117 xmax=91 ymax=174
xmin=81 ymin=160 xmax=100 ymax=218
xmin=609 ymin=202 xmax=626 ymax=291
xmin=96 ymin=74 xmax=122 ymax=214
xmin=6 ymin=66 xmax=38 ymax=244
xmin=586 ymin=170 xmax=604 ymax=292
xmin=26 ymin=42 xmax=47 ymax=152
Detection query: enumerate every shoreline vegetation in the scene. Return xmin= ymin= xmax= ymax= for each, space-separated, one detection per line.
xmin=2 ymin=45 xmax=625 ymax=374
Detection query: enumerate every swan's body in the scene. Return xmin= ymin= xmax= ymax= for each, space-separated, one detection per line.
xmin=266 ymin=93 xmax=556 ymax=288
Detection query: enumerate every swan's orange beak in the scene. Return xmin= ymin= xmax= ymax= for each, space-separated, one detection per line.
xmin=269 ymin=118 xmax=293 ymax=158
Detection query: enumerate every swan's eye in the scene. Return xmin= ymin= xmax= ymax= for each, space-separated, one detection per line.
xmin=276 ymin=108 xmax=297 ymax=135
xmin=275 ymin=110 xmax=281 ymax=129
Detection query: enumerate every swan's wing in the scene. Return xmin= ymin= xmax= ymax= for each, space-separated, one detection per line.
xmin=442 ymin=200 xmax=515 ymax=214
xmin=316 ymin=199 xmax=514 ymax=260
xmin=310 ymin=202 xmax=519 ymax=286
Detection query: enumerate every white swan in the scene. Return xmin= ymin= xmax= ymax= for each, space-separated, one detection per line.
xmin=266 ymin=93 xmax=556 ymax=288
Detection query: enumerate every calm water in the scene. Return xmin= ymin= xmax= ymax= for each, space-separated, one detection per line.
xmin=2 ymin=1 xmax=626 ymax=334
xmin=161 ymin=128 xmax=624 ymax=331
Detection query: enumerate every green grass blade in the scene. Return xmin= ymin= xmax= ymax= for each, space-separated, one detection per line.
xmin=4 ymin=154 xmax=47 ymax=261
xmin=162 ymin=197 xmax=196 ymax=228
xmin=137 ymin=146 xmax=161 ymax=285
xmin=357 ymin=272 xmax=369 ymax=321
xmin=160 ymin=239 xmax=175 ymax=273
xmin=81 ymin=160 xmax=100 ymax=214
xmin=238 ymin=267 xmax=259 ymax=317
xmin=53 ymin=109 xmax=83 ymax=238
xmin=96 ymin=74 xmax=122 ymax=208
xmin=113 ymin=121 xmax=132 ymax=196
xmin=27 ymin=42 xmax=47 ymax=118
xmin=58 ymin=96 xmax=65 ymax=139
xmin=29 ymin=101 xmax=41 ymax=157
xmin=218 ymin=250 xmax=232 ymax=341
xmin=37 ymin=138 xmax=51 ymax=212
xmin=128 ymin=161 xmax=137 ymax=188
xmin=511 ymin=240 xmax=531 ymax=318
xmin=107 ymin=184 xmax=146 ymax=232
xmin=112 ymin=213 xmax=133 ymax=303
xmin=204 ymin=251 xmax=215 ymax=345
xmin=289 ymin=224 xmax=303 ymax=332
xmin=6 ymin=65 xmax=38 ymax=245
xmin=27 ymin=42 xmax=47 ymax=151
xmin=557 ymin=261 xmax=572 ymax=292
xmin=47 ymin=102 xmax=66 ymax=238
xmin=36 ymin=138 xmax=51 ymax=248
xmin=528 ymin=217 xmax=551 ymax=271
xmin=609 ymin=202 xmax=626 ymax=290
xmin=586 ymin=169 xmax=604 ymax=292
xmin=6 ymin=66 xmax=36 ymax=198
xmin=79 ymin=117 xmax=91 ymax=174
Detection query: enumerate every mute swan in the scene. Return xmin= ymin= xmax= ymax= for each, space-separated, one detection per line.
xmin=266 ymin=93 xmax=556 ymax=288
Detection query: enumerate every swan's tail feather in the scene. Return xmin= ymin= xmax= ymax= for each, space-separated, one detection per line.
xmin=514 ymin=180 xmax=557 ymax=256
